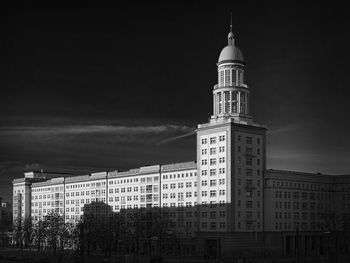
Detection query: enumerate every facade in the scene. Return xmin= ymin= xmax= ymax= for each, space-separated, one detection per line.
xmin=12 ymin=25 xmax=350 ymax=258
xmin=0 ymin=198 xmax=12 ymax=232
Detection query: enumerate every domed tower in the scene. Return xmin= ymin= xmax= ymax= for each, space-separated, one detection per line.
xmin=196 ymin=22 xmax=266 ymax=239
xmin=211 ymin=26 xmax=252 ymax=124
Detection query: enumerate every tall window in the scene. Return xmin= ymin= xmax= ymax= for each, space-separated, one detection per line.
xmin=224 ymin=91 xmax=230 ymax=113
xmin=220 ymin=71 xmax=224 ymax=87
xmin=232 ymin=69 xmax=237 ymax=85
xmin=225 ymin=69 xmax=230 ymax=86
xmin=218 ymin=92 xmax=222 ymax=114
xmin=231 ymin=91 xmax=237 ymax=113
xmin=238 ymin=70 xmax=244 ymax=84
xmin=240 ymin=92 xmax=246 ymax=114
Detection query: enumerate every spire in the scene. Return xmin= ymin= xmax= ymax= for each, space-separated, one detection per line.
xmin=228 ymin=12 xmax=234 ymax=46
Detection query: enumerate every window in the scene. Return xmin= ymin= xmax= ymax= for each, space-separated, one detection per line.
xmin=246 ymin=157 xmax=252 ymax=166
xmin=210 ymin=137 xmax=216 ymax=144
xmin=219 ymin=71 xmax=224 ymax=86
xmin=246 ymin=136 xmax=252 ymax=144
xmin=201 ymin=138 xmax=207 ymax=144
xmin=224 ymin=69 xmax=230 ymax=86
xmin=232 ymin=69 xmax=237 ymax=84
xmin=224 ymin=91 xmax=230 ymax=113
xmin=246 ymin=201 xmax=253 ymax=208
xmin=238 ymin=70 xmax=244 ymax=84
xmin=246 ymin=168 xmax=252 ymax=176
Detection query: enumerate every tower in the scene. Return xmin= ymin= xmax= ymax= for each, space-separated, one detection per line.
xmin=211 ymin=25 xmax=251 ymax=124
xmin=196 ymin=23 xmax=266 ymax=241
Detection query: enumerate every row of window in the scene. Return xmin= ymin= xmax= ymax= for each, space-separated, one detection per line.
xmin=201 ymin=135 xmax=225 ymax=145
xmin=218 ymin=68 xmax=244 ymax=87
xmin=163 ymin=192 xmax=197 ymax=199
xmin=271 ymin=180 xmax=330 ymax=191
xmin=163 ymin=182 xmax=197 ymax=189
xmin=32 ymin=186 xmax=63 ymax=192
xmin=275 ymin=191 xmax=331 ymax=200
xmin=275 ymin=201 xmax=329 ymax=211
xmin=162 ymin=202 xmax=197 ymax=208
xmin=201 ymin=179 xmax=225 ymax=186
xmin=66 ymin=181 xmax=106 ymax=189
xmin=275 ymin=211 xmax=319 ymax=220
xmin=33 ymin=193 xmax=64 ymax=200
xmin=162 ymin=172 xmax=196 ymax=180
xmin=201 ymin=168 xmax=226 ymax=176
xmin=275 ymin=222 xmax=317 ymax=231
xmin=201 ymin=221 xmax=227 ymax=230
xmin=237 ymin=135 xmax=261 ymax=145
xmin=201 ymin=190 xmax=226 ymax=197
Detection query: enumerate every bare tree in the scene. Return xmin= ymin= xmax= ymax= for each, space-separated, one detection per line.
xmin=318 ymin=211 xmax=350 ymax=263
xmin=42 ymin=211 xmax=71 ymax=263
xmin=32 ymin=220 xmax=45 ymax=252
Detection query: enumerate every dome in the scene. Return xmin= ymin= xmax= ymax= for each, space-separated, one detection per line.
xmin=218 ymin=45 xmax=244 ymax=63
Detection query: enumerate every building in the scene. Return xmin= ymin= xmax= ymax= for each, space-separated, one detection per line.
xmin=0 ymin=198 xmax=12 ymax=231
xmin=12 ymin=171 xmax=73 ymax=226
xmin=12 ymin=25 xmax=350 ymax=259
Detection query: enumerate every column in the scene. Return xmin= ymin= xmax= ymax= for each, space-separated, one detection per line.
xmin=237 ymin=91 xmax=241 ymax=114
xmin=246 ymin=93 xmax=249 ymax=115
xmin=213 ymin=94 xmax=216 ymax=116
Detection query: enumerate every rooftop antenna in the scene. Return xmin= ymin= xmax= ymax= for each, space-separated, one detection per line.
xmin=230 ymin=12 xmax=233 ymax=33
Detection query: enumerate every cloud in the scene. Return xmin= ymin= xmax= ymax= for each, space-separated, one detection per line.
xmin=267 ymin=123 xmax=300 ymax=134
xmin=157 ymin=130 xmax=196 ymax=145
xmin=0 ymin=124 xmax=193 ymax=136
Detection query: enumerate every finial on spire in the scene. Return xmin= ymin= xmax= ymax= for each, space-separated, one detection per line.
xmin=228 ymin=12 xmax=234 ymax=46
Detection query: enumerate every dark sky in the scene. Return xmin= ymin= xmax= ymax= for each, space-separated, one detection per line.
xmin=1 ymin=3 xmax=349 ymax=202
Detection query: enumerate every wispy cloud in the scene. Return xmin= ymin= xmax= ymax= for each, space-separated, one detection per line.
xmin=0 ymin=124 xmax=193 ymax=136
xmin=157 ymin=130 xmax=196 ymax=145
xmin=267 ymin=123 xmax=300 ymax=134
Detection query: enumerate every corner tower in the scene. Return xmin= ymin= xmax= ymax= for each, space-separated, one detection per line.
xmin=196 ymin=23 xmax=267 ymax=241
